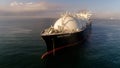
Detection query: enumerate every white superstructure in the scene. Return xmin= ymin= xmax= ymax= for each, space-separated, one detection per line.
xmin=43 ymin=11 xmax=92 ymax=35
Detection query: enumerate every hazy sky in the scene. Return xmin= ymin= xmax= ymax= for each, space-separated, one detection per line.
xmin=0 ymin=0 xmax=120 ymax=18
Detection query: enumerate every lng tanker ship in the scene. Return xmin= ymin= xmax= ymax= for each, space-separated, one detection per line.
xmin=41 ymin=11 xmax=92 ymax=58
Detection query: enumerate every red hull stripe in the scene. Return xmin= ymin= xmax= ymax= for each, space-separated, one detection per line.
xmin=41 ymin=41 xmax=80 ymax=59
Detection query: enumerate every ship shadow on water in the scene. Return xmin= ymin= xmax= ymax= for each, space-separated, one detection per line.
xmin=42 ymin=40 xmax=91 ymax=68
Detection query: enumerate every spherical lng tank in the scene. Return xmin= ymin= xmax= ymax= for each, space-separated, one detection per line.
xmin=53 ymin=15 xmax=85 ymax=32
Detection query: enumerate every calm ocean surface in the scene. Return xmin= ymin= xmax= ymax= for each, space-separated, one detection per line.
xmin=0 ymin=18 xmax=120 ymax=68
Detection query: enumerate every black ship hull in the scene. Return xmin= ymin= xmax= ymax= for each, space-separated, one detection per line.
xmin=41 ymin=23 xmax=91 ymax=54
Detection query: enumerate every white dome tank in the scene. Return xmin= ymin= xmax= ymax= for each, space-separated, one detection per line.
xmin=54 ymin=16 xmax=83 ymax=32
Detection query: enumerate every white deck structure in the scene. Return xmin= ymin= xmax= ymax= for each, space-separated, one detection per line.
xmin=43 ymin=11 xmax=92 ymax=35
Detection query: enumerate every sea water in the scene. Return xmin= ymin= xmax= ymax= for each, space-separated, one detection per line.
xmin=0 ymin=18 xmax=120 ymax=68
